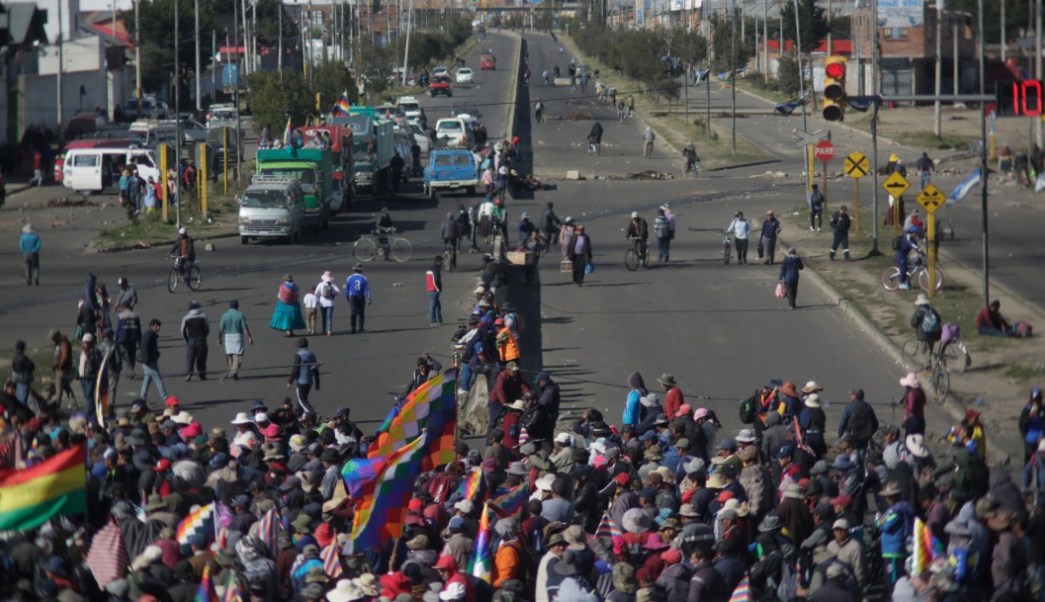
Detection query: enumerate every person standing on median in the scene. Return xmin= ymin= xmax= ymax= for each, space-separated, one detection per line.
xmin=778 ymin=247 xmax=804 ymax=309
xmin=828 ymin=205 xmax=852 ymax=262
xmin=19 ymin=223 xmax=41 ymax=286
xmin=808 ymin=184 xmax=826 ymax=232
xmin=218 ymin=300 xmax=253 ymax=381
xmin=345 ymin=264 xmax=371 ymax=334
xmin=427 ymin=256 xmax=444 ymax=327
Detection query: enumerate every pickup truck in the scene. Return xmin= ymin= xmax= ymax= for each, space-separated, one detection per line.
xmin=428 ymin=76 xmax=453 ymax=98
xmin=423 ymin=149 xmax=479 ymax=198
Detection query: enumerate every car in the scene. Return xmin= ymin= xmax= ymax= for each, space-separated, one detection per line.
xmin=434 ymin=118 xmax=473 ymax=147
xmin=455 ymin=68 xmax=474 ymax=84
xmin=397 ymin=96 xmax=422 ymax=122
xmin=479 ymin=53 xmax=496 ymax=70
xmin=428 ymin=76 xmax=453 ymax=97
xmin=423 ymin=148 xmax=479 ymax=198
xmin=207 ymin=105 xmax=239 ymax=129
xmin=432 ymin=66 xmax=450 ymax=78
xmin=179 ymin=119 xmax=208 ymax=144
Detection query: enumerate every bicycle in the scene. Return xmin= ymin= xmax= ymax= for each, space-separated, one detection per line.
xmin=881 ymin=254 xmax=944 ymax=292
xmin=354 ymin=229 xmax=412 ymax=262
xmin=723 ymin=234 xmax=732 ymax=265
xmin=624 ymin=236 xmax=648 ymax=271
xmin=443 ymin=239 xmax=458 ymax=272
xmin=167 ymin=255 xmax=202 ymax=293
xmin=900 ymin=337 xmax=953 ymax=403
xmin=643 ymin=139 xmax=654 ymax=159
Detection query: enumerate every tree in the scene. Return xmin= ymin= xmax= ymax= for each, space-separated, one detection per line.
xmin=310 ymin=61 xmax=359 ymax=113
xmin=711 ymin=17 xmax=754 ymax=72
xmin=780 ymin=0 xmax=830 ymax=54
xmin=124 ymin=0 xmax=219 ymax=100
xmin=245 ymin=70 xmax=312 ymax=133
xmin=775 ymin=53 xmax=802 ymax=96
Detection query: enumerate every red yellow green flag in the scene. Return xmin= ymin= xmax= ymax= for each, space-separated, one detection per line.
xmin=0 ymin=444 xmax=87 ymax=531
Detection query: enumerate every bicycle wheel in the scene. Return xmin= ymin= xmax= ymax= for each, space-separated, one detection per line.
xmin=187 ymin=265 xmax=202 ymax=291
xmin=167 ymin=268 xmax=179 ymax=293
xmin=881 ymin=267 xmax=901 ymax=292
xmin=941 ymin=340 xmax=971 ymax=375
xmin=354 ymin=237 xmax=377 ymax=262
xmin=390 ymin=237 xmax=412 ymax=262
xmin=930 ymin=364 xmax=950 ymax=403
xmin=624 ymin=248 xmax=640 ymax=271
xmin=918 ymin=267 xmax=944 ymax=292
xmin=901 ymin=339 xmax=923 ymax=369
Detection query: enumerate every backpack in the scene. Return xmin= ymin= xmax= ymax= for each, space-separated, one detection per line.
xmin=321 ymin=283 xmax=335 ymax=299
xmin=739 ymin=394 xmax=757 ymax=424
xmin=921 ymin=308 xmax=941 ymax=334
xmin=891 ymin=235 xmax=904 ymax=251
xmin=847 ymin=401 xmax=875 ymax=443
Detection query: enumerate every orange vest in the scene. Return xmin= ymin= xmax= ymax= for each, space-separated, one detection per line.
xmin=498 ymin=326 xmax=520 ymax=362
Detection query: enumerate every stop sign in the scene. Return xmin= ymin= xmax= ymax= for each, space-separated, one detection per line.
xmin=815 ymin=139 xmax=837 ymax=162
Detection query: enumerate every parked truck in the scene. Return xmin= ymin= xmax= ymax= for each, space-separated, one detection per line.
xmin=300 ymin=125 xmax=355 ymax=212
xmin=255 ymin=146 xmax=337 ymax=231
xmin=332 ymin=108 xmax=394 ymax=195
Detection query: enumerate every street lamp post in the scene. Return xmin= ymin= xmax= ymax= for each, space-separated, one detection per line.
xmin=195 ymin=0 xmax=201 ymax=111
xmin=731 ymin=0 xmax=737 ymax=154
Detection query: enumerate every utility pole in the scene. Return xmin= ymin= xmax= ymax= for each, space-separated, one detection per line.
xmin=57 ymin=0 xmax=64 ymax=143
xmin=731 ymin=0 xmax=737 ymax=154
xmin=241 ymin=0 xmax=249 ymax=74
xmin=794 ymin=0 xmax=807 ymax=134
xmin=952 ymin=19 xmax=958 ymax=97
xmin=195 ymin=0 xmax=202 ymax=111
xmin=933 ymin=0 xmax=942 ymax=137
xmin=135 ymin=0 xmax=142 ymax=100
xmin=278 ymin=0 xmax=283 ymax=76
xmin=212 ymin=30 xmax=217 ymax=87
xmin=762 ymin=0 xmax=767 ymax=76
xmin=870 ymin=0 xmax=881 ymax=254
xmin=999 ymin=0 xmax=1005 ymax=61
xmin=402 ymin=0 xmax=414 ymax=85
xmin=175 ymin=0 xmax=182 ymax=229
xmin=977 ymin=0 xmax=989 ymax=307
xmin=1037 ymin=0 xmax=1043 ymax=146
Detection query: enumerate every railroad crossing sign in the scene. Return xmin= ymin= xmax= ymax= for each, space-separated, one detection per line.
xmin=882 ymin=172 xmax=910 ymax=198
xmin=814 ymin=139 xmax=837 ymax=162
xmin=916 ymin=184 xmax=946 ymax=214
xmin=843 ymin=152 xmax=869 ymax=178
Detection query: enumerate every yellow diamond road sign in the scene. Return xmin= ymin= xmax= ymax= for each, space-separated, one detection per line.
xmin=882 ymin=172 xmax=910 ymax=198
xmin=917 ymin=184 xmax=946 ymax=214
xmin=843 ymin=152 xmax=869 ymax=178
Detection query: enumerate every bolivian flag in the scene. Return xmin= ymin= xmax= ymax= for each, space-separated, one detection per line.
xmin=0 ymin=444 xmax=87 ymax=531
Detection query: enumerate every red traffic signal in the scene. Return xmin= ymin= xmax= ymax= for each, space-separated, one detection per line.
xmin=825 ymin=62 xmax=845 ymax=79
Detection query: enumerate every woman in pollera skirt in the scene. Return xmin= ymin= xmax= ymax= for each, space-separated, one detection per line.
xmin=270 ymin=274 xmax=306 ymax=336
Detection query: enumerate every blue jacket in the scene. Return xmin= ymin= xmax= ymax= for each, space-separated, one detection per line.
xmin=877 ymin=500 xmax=914 ymax=556
xmin=622 ymin=390 xmax=641 ymax=427
xmin=778 ymin=255 xmax=804 ymax=283
xmin=344 ymin=273 xmax=371 ymax=301
xmin=19 ymin=232 xmax=41 ymax=254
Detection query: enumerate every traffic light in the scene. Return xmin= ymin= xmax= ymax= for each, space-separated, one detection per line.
xmin=822 ymin=55 xmax=847 ymax=122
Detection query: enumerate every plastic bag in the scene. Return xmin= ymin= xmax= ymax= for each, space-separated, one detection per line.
xmin=774 ymin=282 xmax=786 ymax=299
xmin=584 ymin=262 xmax=595 ymax=275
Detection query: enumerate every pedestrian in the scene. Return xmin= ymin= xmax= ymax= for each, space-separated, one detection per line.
xmin=625 ymin=212 xmax=649 ymax=267
xmin=139 ymin=318 xmax=170 ymax=402
xmin=118 ymin=168 xmax=131 ymax=207
xmin=128 ymin=169 xmax=143 ymax=213
xmin=31 ymin=149 xmax=43 ymax=186
xmin=116 ymin=277 xmax=138 ymax=310
xmin=778 ymin=247 xmax=804 ymax=309
xmin=405 ymin=352 xmax=444 ymax=395
xmin=836 ymin=388 xmax=879 ymax=464
xmin=344 ymin=264 xmax=371 ymax=334
xmin=683 ymin=140 xmax=699 ymax=176
xmin=270 ymin=274 xmax=306 ymax=337
xmin=115 ymin=304 xmax=141 ymax=379
xmin=559 ymin=217 xmax=576 ymax=259
xmin=828 ymin=205 xmax=851 ymax=261
xmin=898 ymin=372 xmax=926 ymax=436
xmin=315 ymin=271 xmax=340 ymax=336
xmin=427 ymin=256 xmax=444 ymax=327
xmin=181 ymin=300 xmax=209 ymax=381
xmin=910 ymin=293 xmax=942 ymax=364
xmin=759 ymin=210 xmax=781 ymax=264
xmin=725 ymin=211 xmax=751 ymax=264
xmin=654 ymin=209 xmax=671 ymax=263
xmin=875 ymin=481 xmax=914 ymax=591
xmin=567 ymin=224 xmax=593 ymax=286
xmin=218 ymin=299 xmax=253 ymax=381
xmin=19 ymin=223 xmax=41 ymax=286
xmin=78 ymin=333 xmax=103 ymax=404
xmin=808 ymin=184 xmax=826 ymax=232
xmin=49 ymin=329 xmax=76 ymax=407
xmin=303 ymin=285 xmax=318 ymax=335
xmin=916 ymin=151 xmax=935 ymax=189
xmin=287 ymin=338 xmax=320 ymax=419
xmin=78 ymin=273 xmax=100 ymax=341
xmin=10 ymin=339 xmax=35 ymax=404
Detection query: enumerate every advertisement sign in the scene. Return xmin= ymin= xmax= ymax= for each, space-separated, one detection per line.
xmin=670 ymin=0 xmax=683 ymax=10
xmin=877 ymin=0 xmax=924 ymax=28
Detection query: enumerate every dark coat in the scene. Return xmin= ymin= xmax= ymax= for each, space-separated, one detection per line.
xmin=778 ymin=255 xmax=804 ymax=283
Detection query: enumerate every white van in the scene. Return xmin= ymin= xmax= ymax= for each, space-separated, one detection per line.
xmin=435 ymin=118 xmax=474 ymax=147
xmin=62 ymin=148 xmax=161 ymax=193
xmin=128 ymin=120 xmax=180 ymax=147
xmin=238 ymin=176 xmax=305 ymax=244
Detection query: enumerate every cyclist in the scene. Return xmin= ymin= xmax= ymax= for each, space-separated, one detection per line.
xmin=541 ymin=201 xmax=562 ymax=245
xmin=169 ymin=227 xmax=196 ymax=282
xmin=617 ymin=101 xmax=626 ymax=124
xmin=518 ymin=212 xmax=536 ymax=247
xmin=683 ymin=140 xmax=699 ymax=176
xmin=376 ymin=208 xmax=395 ymax=261
xmin=910 ymin=293 xmax=943 ymax=366
xmin=534 ymin=98 xmax=545 ymax=124
xmin=625 ymin=211 xmax=649 ymax=268
xmin=643 ymin=127 xmax=656 ymax=158
xmin=895 ymin=226 xmax=921 ymax=290
xmin=588 ymin=121 xmax=604 ymax=155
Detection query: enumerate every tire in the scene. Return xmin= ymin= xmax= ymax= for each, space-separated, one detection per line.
xmin=390 ymin=238 xmax=412 ymax=262
xmin=941 ymin=341 xmax=971 ymax=374
xmin=187 ymin=265 xmax=202 ymax=291
xmin=427 ymin=185 xmax=436 ymax=199
xmin=930 ymin=365 xmax=950 ymax=403
xmin=881 ymin=267 xmax=901 ymax=292
xmin=901 ymin=339 xmax=923 ymax=369
xmin=624 ymin=248 xmax=640 ymax=271
xmin=241 ymin=236 xmax=249 ymax=245
xmin=354 ymin=237 xmax=377 ymax=262
xmin=167 ymin=268 xmax=179 ymax=293
xmin=918 ymin=267 xmax=944 ymax=292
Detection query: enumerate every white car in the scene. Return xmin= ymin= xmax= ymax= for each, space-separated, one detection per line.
xmin=407 ymin=123 xmax=430 ymax=155
xmin=433 ymin=66 xmax=450 ymax=78
xmin=455 ymin=68 xmax=474 ymax=84
xmin=397 ymin=96 xmax=422 ymax=123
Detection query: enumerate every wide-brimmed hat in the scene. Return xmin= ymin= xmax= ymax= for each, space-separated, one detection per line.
xmin=880 ymin=482 xmax=903 ymax=497
xmin=657 ymin=373 xmax=677 ymax=386
xmin=506 ymin=461 xmax=528 ymax=476
xmin=679 ymin=504 xmax=700 ymax=518
xmin=563 ymin=524 xmax=586 ymax=549
xmin=905 ymin=434 xmax=930 ymax=458
xmin=144 ymin=494 xmax=166 ymax=512
xmin=534 ymin=474 xmax=555 ymax=492
xmin=801 ymin=381 xmax=823 ymax=394
xmin=230 ymin=412 xmax=252 ymax=425
xmin=899 ymin=372 xmax=920 ymax=388
xmin=327 ymin=579 xmax=365 ymax=602
xmin=735 ymin=429 xmax=756 ymax=444
xmin=706 ymin=473 xmax=727 ymax=489
xmin=782 ymin=483 xmax=803 ymax=499
xmin=622 ymin=508 xmax=651 ymax=534
xmin=804 ymin=394 xmax=821 ymax=408
xmin=508 ymin=399 xmax=527 ymax=411
xmin=758 ymin=513 xmax=783 ymax=532
xmin=589 ymin=421 xmax=612 ymax=436
xmin=406 ymin=534 xmax=431 ymax=550
xmin=292 ymin=514 xmax=313 ymax=533
xmin=355 ymin=574 xmax=380 ymax=597
xmin=915 ymin=293 xmax=931 ymax=306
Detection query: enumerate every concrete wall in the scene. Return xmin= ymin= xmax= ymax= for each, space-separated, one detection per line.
xmin=36 ymin=35 xmax=104 ymax=75
xmin=18 ymin=68 xmax=108 ymax=129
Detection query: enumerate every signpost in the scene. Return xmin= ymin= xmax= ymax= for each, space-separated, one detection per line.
xmin=814 ymin=139 xmax=837 ymax=201
xmin=882 ymin=172 xmax=911 ymax=234
xmin=843 ymin=151 xmax=869 ymax=234
xmin=916 ymin=183 xmax=946 ymax=297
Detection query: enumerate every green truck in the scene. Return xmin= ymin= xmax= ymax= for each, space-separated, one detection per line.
xmin=332 ymin=107 xmax=395 ymax=195
xmin=255 ymin=147 xmax=338 ymax=230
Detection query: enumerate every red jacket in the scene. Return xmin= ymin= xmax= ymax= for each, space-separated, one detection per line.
xmin=664 ymin=386 xmax=684 ymax=419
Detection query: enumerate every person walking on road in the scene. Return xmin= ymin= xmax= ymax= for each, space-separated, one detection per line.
xmin=287 ymin=338 xmax=320 ymax=419
xmin=345 ymin=264 xmax=372 ymax=334
xmin=541 ymin=202 xmax=562 ymax=246
xmin=626 ymin=212 xmax=649 ymax=267
xmin=181 ymin=300 xmax=209 ymax=381
xmin=19 ymin=224 xmax=41 ymax=286
xmin=898 ymin=371 xmax=926 ymax=436
xmin=828 ymin=205 xmax=852 ymax=261
xmin=115 ymin=304 xmax=141 ymax=379
xmin=759 ymin=210 xmax=781 ymax=264
xmin=77 ymin=333 xmax=103 ymax=406
xmin=218 ymin=300 xmax=253 ymax=381
xmin=315 ymin=271 xmax=340 ymax=336
xmin=778 ymin=247 xmax=804 ymax=309
xmin=138 ymin=318 xmax=169 ymax=403
xmin=303 ymin=285 xmax=318 ymax=335
xmin=808 ymin=184 xmax=826 ymax=232
xmin=643 ymin=127 xmax=656 ymax=158
xmin=427 ymin=256 xmax=444 ymax=327
xmin=270 ymin=275 xmax=306 ymax=337
xmin=654 ymin=209 xmax=672 ymax=263
xmin=568 ymin=225 xmax=593 ymax=286
xmin=116 ymin=277 xmax=138 ymax=310
xmin=534 ymin=98 xmax=544 ymax=124
xmin=725 ymin=211 xmax=751 ymax=264
xmin=916 ymin=151 xmax=935 ymax=189
xmin=50 ymin=329 xmax=76 ymax=407
xmin=683 ymin=141 xmax=699 ymax=177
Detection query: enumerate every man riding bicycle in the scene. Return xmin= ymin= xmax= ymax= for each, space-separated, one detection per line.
xmin=625 ymin=211 xmax=649 ymax=268
xmin=541 ymin=201 xmax=562 ymax=245
xmin=376 ymin=208 xmax=395 ymax=261
xmin=170 ymin=227 xmax=196 ymax=282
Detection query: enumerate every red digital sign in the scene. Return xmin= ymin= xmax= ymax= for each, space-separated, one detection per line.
xmin=995 ymin=80 xmax=1043 ymax=117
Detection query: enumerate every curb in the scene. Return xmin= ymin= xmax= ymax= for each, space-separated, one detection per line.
xmin=502 ymin=31 xmax=522 ymax=142
xmin=91 ymin=230 xmax=240 ymax=254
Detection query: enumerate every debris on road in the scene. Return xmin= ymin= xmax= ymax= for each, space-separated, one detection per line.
xmin=47 ymin=198 xmax=99 ymax=207
xmin=605 ymin=170 xmax=675 ymax=181
xmin=563 ymin=113 xmax=595 ymax=121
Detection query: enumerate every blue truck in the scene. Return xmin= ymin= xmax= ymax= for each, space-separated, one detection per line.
xmin=423 ymin=149 xmax=480 ymax=198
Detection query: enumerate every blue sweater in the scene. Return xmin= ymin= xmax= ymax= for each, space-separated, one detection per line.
xmin=622 ymin=390 xmax=641 ymax=427
xmin=19 ymin=232 xmax=41 ymax=254
xmin=778 ymin=255 xmax=803 ymax=283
